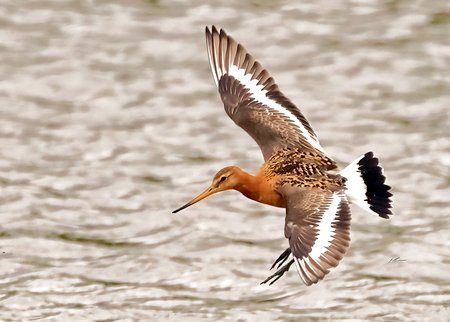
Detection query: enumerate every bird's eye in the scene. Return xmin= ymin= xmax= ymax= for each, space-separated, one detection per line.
xmin=219 ymin=176 xmax=227 ymax=182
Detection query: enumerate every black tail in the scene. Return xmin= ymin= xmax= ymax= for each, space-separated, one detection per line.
xmin=358 ymin=152 xmax=393 ymax=218
xmin=341 ymin=152 xmax=393 ymax=219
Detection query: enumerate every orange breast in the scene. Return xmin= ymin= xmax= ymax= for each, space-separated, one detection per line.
xmin=239 ymin=171 xmax=286 ymax=208
xmin=233 ymin=166 xmax=286 ymax=208
xmin=255 ymin=176 xmax=286 ymax=208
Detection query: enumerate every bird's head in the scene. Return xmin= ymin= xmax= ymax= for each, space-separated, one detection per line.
xmin=172 ymin=166 xmax=241 ymax=213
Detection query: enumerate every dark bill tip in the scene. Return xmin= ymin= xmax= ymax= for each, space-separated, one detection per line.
xmin=172 ymin=207 xmax=182 ymax=214
xmin=171 ymin=186 xmax=215 ymax=214
xmin=172 ymin=206 xmax=184 ymax=214
xmin=172 ymin=201 xmax=193 ymax=214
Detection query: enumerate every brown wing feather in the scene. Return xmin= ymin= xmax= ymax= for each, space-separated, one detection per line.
xmin=278 ymin=184 xmax=351 ymax=285
xmin=219 ymin=75 xmax=328 ymax=159
xmin=206 ymin=26 xmax=328 ymax=161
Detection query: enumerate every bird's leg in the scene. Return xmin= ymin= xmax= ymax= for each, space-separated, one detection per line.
xmin=261 ymin=258 xmax=295 ymax=285
xmin=261 ymin=248 xmax=293 ymax=285
xmin=270 ymin=248 xmax=291 ymax=270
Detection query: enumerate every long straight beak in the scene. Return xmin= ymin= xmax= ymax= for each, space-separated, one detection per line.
xmin=172 ymin=185 xmax=217 ymax=213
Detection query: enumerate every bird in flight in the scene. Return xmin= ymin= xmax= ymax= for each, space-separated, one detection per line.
xmin=173 ymin=26 xmax=393 ymax=286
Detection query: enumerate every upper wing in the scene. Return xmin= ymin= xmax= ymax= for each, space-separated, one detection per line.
xmin=279 ymin=184 xmax=351 ymax=285
xmin=205 ymin=26 xmax=328 ymax=161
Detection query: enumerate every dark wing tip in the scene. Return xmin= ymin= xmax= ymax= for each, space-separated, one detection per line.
xmin=206 ymin=25 xmax=223 ymax=36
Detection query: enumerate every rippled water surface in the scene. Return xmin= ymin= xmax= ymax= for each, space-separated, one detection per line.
xmin=0 ymin=0 xmax=449 ymax=321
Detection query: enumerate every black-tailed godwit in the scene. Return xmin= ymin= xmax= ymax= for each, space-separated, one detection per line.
xmin=173 ymin=26 xmax=393 ymax=286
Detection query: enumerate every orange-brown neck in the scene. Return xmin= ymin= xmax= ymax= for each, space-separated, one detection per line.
xmin=233 ymin=167 xmax=285 ymax=208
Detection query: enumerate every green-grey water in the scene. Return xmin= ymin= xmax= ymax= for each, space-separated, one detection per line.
xmin=0 ymin=0 xmax=449 ymax=321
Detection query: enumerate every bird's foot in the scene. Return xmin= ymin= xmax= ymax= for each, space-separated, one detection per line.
xmin=270 ymin=248 xmax=291 ymax=270
xmin=261 ymin=258 xmax=295 ymax=285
